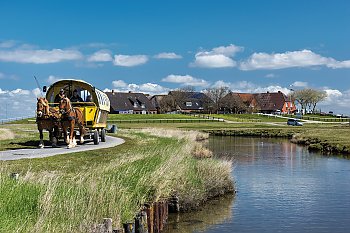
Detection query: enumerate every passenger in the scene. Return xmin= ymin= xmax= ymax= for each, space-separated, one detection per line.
xmin=54 ymin=89 xmax=66 ymax=103
xmin=86 ymin=95 xmax=93 ymax=102
xmin=70 ymin=89 xmax=83 ymax=102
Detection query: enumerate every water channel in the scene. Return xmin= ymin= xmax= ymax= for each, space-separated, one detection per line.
xmin=164 ymin=136 xmax=350 ymax=233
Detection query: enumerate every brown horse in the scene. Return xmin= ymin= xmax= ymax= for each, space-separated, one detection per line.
xmin=36 ymin=97 xmax=60 ymax=148
xmin=59 ymin=97 xmax=86 ymax=148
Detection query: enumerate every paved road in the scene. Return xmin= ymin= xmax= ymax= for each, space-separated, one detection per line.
xmin=0 ymin=136 xmax=124 ymax=161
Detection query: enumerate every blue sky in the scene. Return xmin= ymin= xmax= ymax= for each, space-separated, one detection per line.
xmin=1 ymin=0 xmax=350 ymax=118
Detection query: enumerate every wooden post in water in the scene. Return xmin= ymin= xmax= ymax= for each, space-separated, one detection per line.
xmin=103 ymin=218 xmax=113 ymax=233
xmin=145 ymin=204 xmax=154 ymax=233
xmin=153 ymin=203 xmax=159 ymax=233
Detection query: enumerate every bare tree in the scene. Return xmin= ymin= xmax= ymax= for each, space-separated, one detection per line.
xmin=310 ymin=90 xmax=327 ymax=113
xmin=221 ymin=92 xmax=248 ymax=113
xmin=203 ymin=86 xmax=230 ymax=114
xmin=293 ymin=89 xmax=327 ymax=114
xmin=158 ymin=95 xmax=175 ymax=113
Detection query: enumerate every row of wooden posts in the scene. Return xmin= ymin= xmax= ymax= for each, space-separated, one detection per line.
xmin=94 ymin=195 xmax=180 ymax=233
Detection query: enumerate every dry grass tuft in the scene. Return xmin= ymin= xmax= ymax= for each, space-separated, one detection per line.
xmin=192 ymin=143 xmax=213 ymax=158
xmin=0 ymin=128 xmax=15 ymax=140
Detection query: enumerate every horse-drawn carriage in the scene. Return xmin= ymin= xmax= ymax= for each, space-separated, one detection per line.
xmin=36 ymin=79 xmax=110 ymax=148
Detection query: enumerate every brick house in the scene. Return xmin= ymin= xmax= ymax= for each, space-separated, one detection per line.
xmin=224 ymin=91 xmax=296 ymax=114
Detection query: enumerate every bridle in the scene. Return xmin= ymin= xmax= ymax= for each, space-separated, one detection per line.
xmin=59 ymin=97 xmax=74 ymax=116
xmin=37 ymin=98 xmax=48 ymax=118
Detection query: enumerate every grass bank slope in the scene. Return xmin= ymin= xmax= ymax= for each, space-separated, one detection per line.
xmin=0 ymin=129 xmax=233 ymax=232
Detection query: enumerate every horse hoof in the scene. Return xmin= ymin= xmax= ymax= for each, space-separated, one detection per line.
xmin=39 ymin=144 xmax=44 ymax=149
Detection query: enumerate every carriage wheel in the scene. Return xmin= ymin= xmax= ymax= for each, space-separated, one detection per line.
xmin=93 ymin=129 xmax=99 ymax=145
xmin=101 ymin=129 xmax=106 ymax=142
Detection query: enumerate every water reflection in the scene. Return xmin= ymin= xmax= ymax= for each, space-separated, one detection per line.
xmin=166 ymin=136 xmax=350 ymax=233
xmin=163 ymin=195 xmax=234 ymax=233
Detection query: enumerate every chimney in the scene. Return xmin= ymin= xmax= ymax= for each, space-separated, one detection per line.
xmin=278 ymin=91 xmax=281 ymax=93
xmin=112 ymin=89 xmax=115 ymax=95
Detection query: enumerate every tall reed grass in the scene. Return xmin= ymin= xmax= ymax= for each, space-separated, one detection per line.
xmin=0 ymin=128 xmax=233 ymax=232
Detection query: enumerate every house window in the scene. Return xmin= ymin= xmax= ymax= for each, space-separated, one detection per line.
xmin=134 ymin=103 xmax=138 ymax=108
xmin=186 ymin=102 xmax=192 ymax=107
xmin=141 ymin=104 xmax=145 ymax=108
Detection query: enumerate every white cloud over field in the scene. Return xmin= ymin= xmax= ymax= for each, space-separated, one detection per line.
xmin=190 ymin=44 xmax=243 ymax=68
xmin=113 ymin=54 xmax=148 ymax=67
xmin=240 ymin=50 xmax=350 ymax=70
xmin=0 ymin=49 xmax=83 ymax=64
xmin=162 ymin=74 xmax=209 ymax=87
xmin=154 ymin=52 xmax=182 ymax=59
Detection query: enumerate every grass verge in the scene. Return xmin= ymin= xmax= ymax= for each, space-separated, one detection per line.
xmin=0 ymin=128 xmax=233 ymax=232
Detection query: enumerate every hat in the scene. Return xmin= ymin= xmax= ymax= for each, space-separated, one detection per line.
xmin=73 ymin=89 xmax=78 ymax=93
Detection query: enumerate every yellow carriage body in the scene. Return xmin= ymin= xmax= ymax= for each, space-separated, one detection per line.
xmin=45 ymin=79 xmax=110 ymax=129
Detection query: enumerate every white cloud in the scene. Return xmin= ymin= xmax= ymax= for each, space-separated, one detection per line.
xmin=154 ymin=52 xmax=182 ymax=59
xmin=265 ymin=73 xmax=276 ymax=78
xmin=46 ymin=75 xmax=78 ymax=84
xmin=47 ymin=75 xmax=60 ymax=84
xmin=317 ymin=88 xmax=350 ymax=114
xmin=240 ymin=49 xmax=350 ymax=70
xmin=291 ymin=81 xmax=308 ymax=88
xmin=109 ymin=81 xmax=169 ymax=95
xmin=0 ymin=40 xmax=16 ymax=48
xmin=139 ymin=83 xmax=169 ymax=93
xmin=112 ymin=80 xmax=127 ymax=88
xmin=191 ymin=54 xmax=236 ymax=68
xmin=212 ymin=80 xmax=231 ymax=88
xmin=87 ymin=50 xmax=113 ymax=62
xmin=113 ymin=54 xmax=148 ymax=67
xmin=0 ymin=88 xmax=37 ymax=119
xmin=162 ymin=74 xmax=209 ymax=87
xmin=0 ymin=49 xmax=83 ymax=64
xmin=210 ymin=80 xmax=291 ymax=95
xmin=190 ymin=44 xmax=243 ymax=68
xmin=32 ymin=88 xmax=42 ymax=97
xmin=211 ymin=44 xmax=244 ymax=57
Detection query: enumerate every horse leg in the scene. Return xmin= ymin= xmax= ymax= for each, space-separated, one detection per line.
xmin=62 ymin=123 xmax=69 ymax=145
xmin=67 ymin=121 xmax=76 ymax=148
xmin=49 ymin=130 xmax=53 ymax=142
xmin=38 ymin=129 xmax=44 ymax=148
xmin=52 ymin=125 xmax=58 ymax=147
xmin=78 ymin=121 xmax=85 ymax=144
xmin=72 ymin=121 xmax=77 ymax=147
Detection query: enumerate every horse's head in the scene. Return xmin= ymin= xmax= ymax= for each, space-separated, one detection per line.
xmin=59 ymin=97 xmax=72 ymax=115
xmin=36 ymin=97 xmax=49 ymax=118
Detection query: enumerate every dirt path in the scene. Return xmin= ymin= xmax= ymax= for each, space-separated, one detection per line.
xmin=0 ymin=136 xmax=124 ymax=161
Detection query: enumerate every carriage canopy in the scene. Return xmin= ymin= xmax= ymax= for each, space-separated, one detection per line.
xmin=45 ymin=79 xmax=110 ymax=112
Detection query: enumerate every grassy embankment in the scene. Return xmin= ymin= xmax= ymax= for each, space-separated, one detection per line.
xmin=106 ymin=114 xmax=350 ymax=154
xmin=0 ymin=125 xmax=233 ymax=232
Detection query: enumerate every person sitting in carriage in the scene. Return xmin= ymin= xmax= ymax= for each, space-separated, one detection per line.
xmin=70 ymin=89 xmax=84 ymax=102
xmin=54 ymin=88 xmax=66 ymax=103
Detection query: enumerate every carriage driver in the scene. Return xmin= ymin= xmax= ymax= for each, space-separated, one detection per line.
xmin=70 ymin=89 xmax=84 ymax=102
xmin=54 ymin=88 xmax=66 ymax=103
